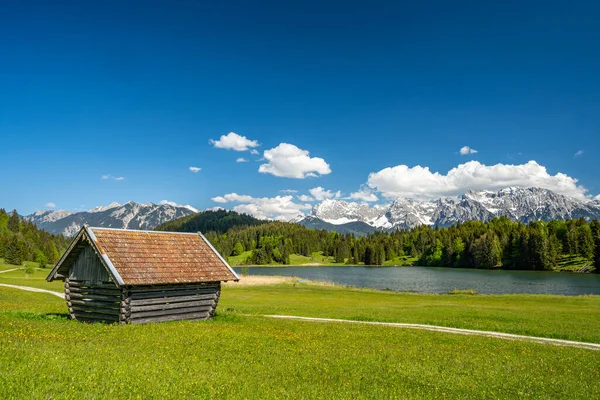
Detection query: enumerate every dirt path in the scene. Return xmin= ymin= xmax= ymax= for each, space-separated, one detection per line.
xmin=0 ymin=268 xmax=21 ymax=274
xmin=0 ymin=283 xmax=65 ymax=299
xmin=265 ymin=315 xmax=600 ymax=351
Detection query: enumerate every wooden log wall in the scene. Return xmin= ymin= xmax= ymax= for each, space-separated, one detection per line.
xmin=64 ymin=280 xmax=221 ymax=324
xmin=128 ymin=282 xmax=221 ymax=324
xmin=65 ymin=278 xmax=128 ymax=324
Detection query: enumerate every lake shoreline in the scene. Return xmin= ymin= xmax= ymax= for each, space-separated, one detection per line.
xmin=233 ymin=263 xmax=596 ymax=274
xmin=232 ymin=265 xmax=600 ymax=295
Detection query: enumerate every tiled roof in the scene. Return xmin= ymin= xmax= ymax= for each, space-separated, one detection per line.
xmin=88 ymin=228 xmax=238 ymax=285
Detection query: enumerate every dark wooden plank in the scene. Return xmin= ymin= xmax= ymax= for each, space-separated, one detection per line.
xmin=75 ymin=316 xmax=119 ymax=324
xmin=129 ymin=294 xmax=217 ymax=306
xmin=130 ymin=305 xmax=213 ymax=320
xmin=68 ymin=293 xmax=122 ymax=302
xmin=130 ymin=288 xmax=218 ymax=300
xmin=130 ymin=311 xmax=211 ymax=324
xmin=131 ymin=300 xmax=216 ymax=312
xmin=129 ymin=284 xmax=219 ymax=293
xmin=66 ymin=287 xmax=121 ymax=296
xmin=68 ymin=299 xmax=123 ymax=308
xmin=73 ymin=311 xmax=121 ymax=321
xmin=71 ymin=305 xmax=121 ymax=316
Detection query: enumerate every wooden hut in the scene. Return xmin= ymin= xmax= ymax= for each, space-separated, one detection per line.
xmin=46 ymin=226 xmax=239 ymax=324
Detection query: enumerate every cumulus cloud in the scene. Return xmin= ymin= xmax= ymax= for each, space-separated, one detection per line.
xmin=309 ymin=187 xmax=341 ymax=201
xmin=298 ymin=194 xmax=315 ymax=202
xmin=367 ymin=160 xmax=589 ymax=200
xmin=459 ymin=146 xmax=478 ymax=155
xmin=349 ymin=189 xmax=379 ymax=202
xmin=45 ymin=202 xmax=56 ymax=208
xmin=279 ymin=189 xmax=298 ymax=194
xmin=211 ymin=193 xmax=255 ymax=203
xmin=209 ymin=132 xmax=259 ymax=152
xmin=236 ymin=157 xmax=248 ymax=163
xmin=250 ymin=149 xmax=260 ymax=155
xmin=574 ymin=150 xmax=584 ymax=157
xmin=210 ymin=192 xmax=311 ymax=220
xmin=258 ymin=143 xmax=331 ymax=179
xmin=189 ymin=166 xmax=201 ymax=173
xmin=102 ymin=174 xmax=125 ymax=181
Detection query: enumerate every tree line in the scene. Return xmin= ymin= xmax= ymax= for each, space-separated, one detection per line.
xmin=203 ymin=216 xmax=600 ymax=272
xmin=0 ymin=209 xmax=70 ymax=266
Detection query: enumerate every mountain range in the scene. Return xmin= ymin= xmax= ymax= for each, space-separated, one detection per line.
xmin=297 ymin=187 xmax=600 ymax=235
xmin=26 ymin=202 xmax=198 ymax=236
xmin=25 ymin=187 xmax=600 ymax=237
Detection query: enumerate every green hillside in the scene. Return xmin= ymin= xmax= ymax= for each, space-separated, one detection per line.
xmin=155 ymin=209 xmax=265 ymax=234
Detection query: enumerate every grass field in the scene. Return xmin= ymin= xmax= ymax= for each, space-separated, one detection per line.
xmin=1 ymin=268 xmax=600 ymax=398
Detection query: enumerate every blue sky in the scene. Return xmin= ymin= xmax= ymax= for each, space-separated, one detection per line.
xmin=1 ymin=1 xmax=598 ymax=218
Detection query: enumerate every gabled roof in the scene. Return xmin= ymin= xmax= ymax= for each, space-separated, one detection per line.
xmin=47 ymin=226 xmax=239 ymax=286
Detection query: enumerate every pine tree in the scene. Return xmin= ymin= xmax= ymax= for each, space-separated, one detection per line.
xmin=577 ymin=224 xmax=595 ymax=260
xmin=7 ymin=210 xmax=20 ymax=233
xmin=590 ymin=220 xmax=600 ymax=273
xmin=4 ymin=236 xmax=22 ymax=265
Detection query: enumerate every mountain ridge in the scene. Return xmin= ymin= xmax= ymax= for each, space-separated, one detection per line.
xmin=298 ymin=187 xmax=600 ymax=234
xmin=26 ymin=201 xmax=198 ymax=236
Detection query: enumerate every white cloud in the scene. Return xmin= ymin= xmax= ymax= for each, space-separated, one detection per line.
xmin=574 ymin=150 xmax=584 ymax=157
xmin=259 ymin=143 xmax=331 ymax=179
xmin=159 ymin=200 xmax=177 ymax=206
xmin=459 ymin=146 xmax=478 ymax=155
xmin=349 ymin=189 xmax=379 ymax=202
xmin=211 ymin=192 xmax=311 ymax=220
xmin=309 ymin=187 xmax=341 ymax=201
xmin=189 ymin=166 xmax=201 ymax=173
xmin=211 ymin=193 xmax=255 ymax=203
xmin=236 ymin=157 xmax=248 ymax=163
xmin=298 ymin=194 xmax=315 ymax=202
xmin=209 ymin=132 xmax=259 ymax=152
xmin=45 ymin=202 xmax=56 ymax=208
xmin=101 ymin=174 xmax=125 ymax=181
xmin=250 ymin=149 xmax=259 ymax=155
xmin=279 ymin=189 xmax=298 ymax=194
xmin=367 ymin=160 xmax=589 ymax=200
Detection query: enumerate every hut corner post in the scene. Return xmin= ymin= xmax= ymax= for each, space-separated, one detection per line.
xmin=64 ymin=278 xmax=75 ymax=320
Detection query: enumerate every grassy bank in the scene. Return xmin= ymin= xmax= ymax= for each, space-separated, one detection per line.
xmin=1 ymin=269 xmax=600 ymax=399
xmin=1 ymin=287 xmax=599 ymax=399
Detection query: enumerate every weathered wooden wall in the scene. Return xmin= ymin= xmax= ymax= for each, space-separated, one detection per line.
xmin=127 ymin=283 xmax=220 ymax=324
xmin=68 ymin=245 xmax=111 ymax=285
xmin=65 ymin=278 xmax=127 ymax=324
xmin=64 ymin=279 xmax=220 ymax=324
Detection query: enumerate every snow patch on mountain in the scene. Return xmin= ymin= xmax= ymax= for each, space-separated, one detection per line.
xmin=299 ymin=187 xmax=600 ymax=232
xmin=26 ymin=202 xmax=198 ymax=236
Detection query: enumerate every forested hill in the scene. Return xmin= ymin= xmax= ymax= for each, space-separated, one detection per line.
xmin=0 ymin=209 xmax=70 ymax=266
xmin=201 ymin=216 xmax=600 ymax=272
xmin=155 ymin=209 xmax=266 ymax=234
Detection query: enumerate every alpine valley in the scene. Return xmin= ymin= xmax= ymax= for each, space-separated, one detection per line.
xmin=297 ymin=187 xmax=600 ymax=235
xmin=26 ymin=201 xmax=198 ymax=236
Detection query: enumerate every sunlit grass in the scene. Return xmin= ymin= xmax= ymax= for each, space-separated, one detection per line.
xmin=1 ymin=287 xmax=599 ymax=399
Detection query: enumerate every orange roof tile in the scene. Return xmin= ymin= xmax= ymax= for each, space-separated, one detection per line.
xmin=87 ymin=227 xmax=238 ymax=285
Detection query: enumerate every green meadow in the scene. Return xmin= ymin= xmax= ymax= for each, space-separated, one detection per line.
xmin=1 ymin=268 xmax=599 ymax=399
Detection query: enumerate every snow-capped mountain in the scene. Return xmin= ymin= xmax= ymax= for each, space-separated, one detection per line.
xmin=27 ymin=201 xmax=198 ymax=236
xmin=298 ymin=187 xmax=600 ymax=234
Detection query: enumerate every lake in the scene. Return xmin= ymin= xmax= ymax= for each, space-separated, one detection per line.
xmin=233 ymin=266 xmax=600 ymax=295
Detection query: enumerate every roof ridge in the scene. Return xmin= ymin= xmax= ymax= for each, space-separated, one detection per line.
xmin=88 ymin=227 xmax=200 ymax=235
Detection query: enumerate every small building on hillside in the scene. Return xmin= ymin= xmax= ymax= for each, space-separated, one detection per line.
xmin=46 ymin=226 xmax=239 ymax=324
